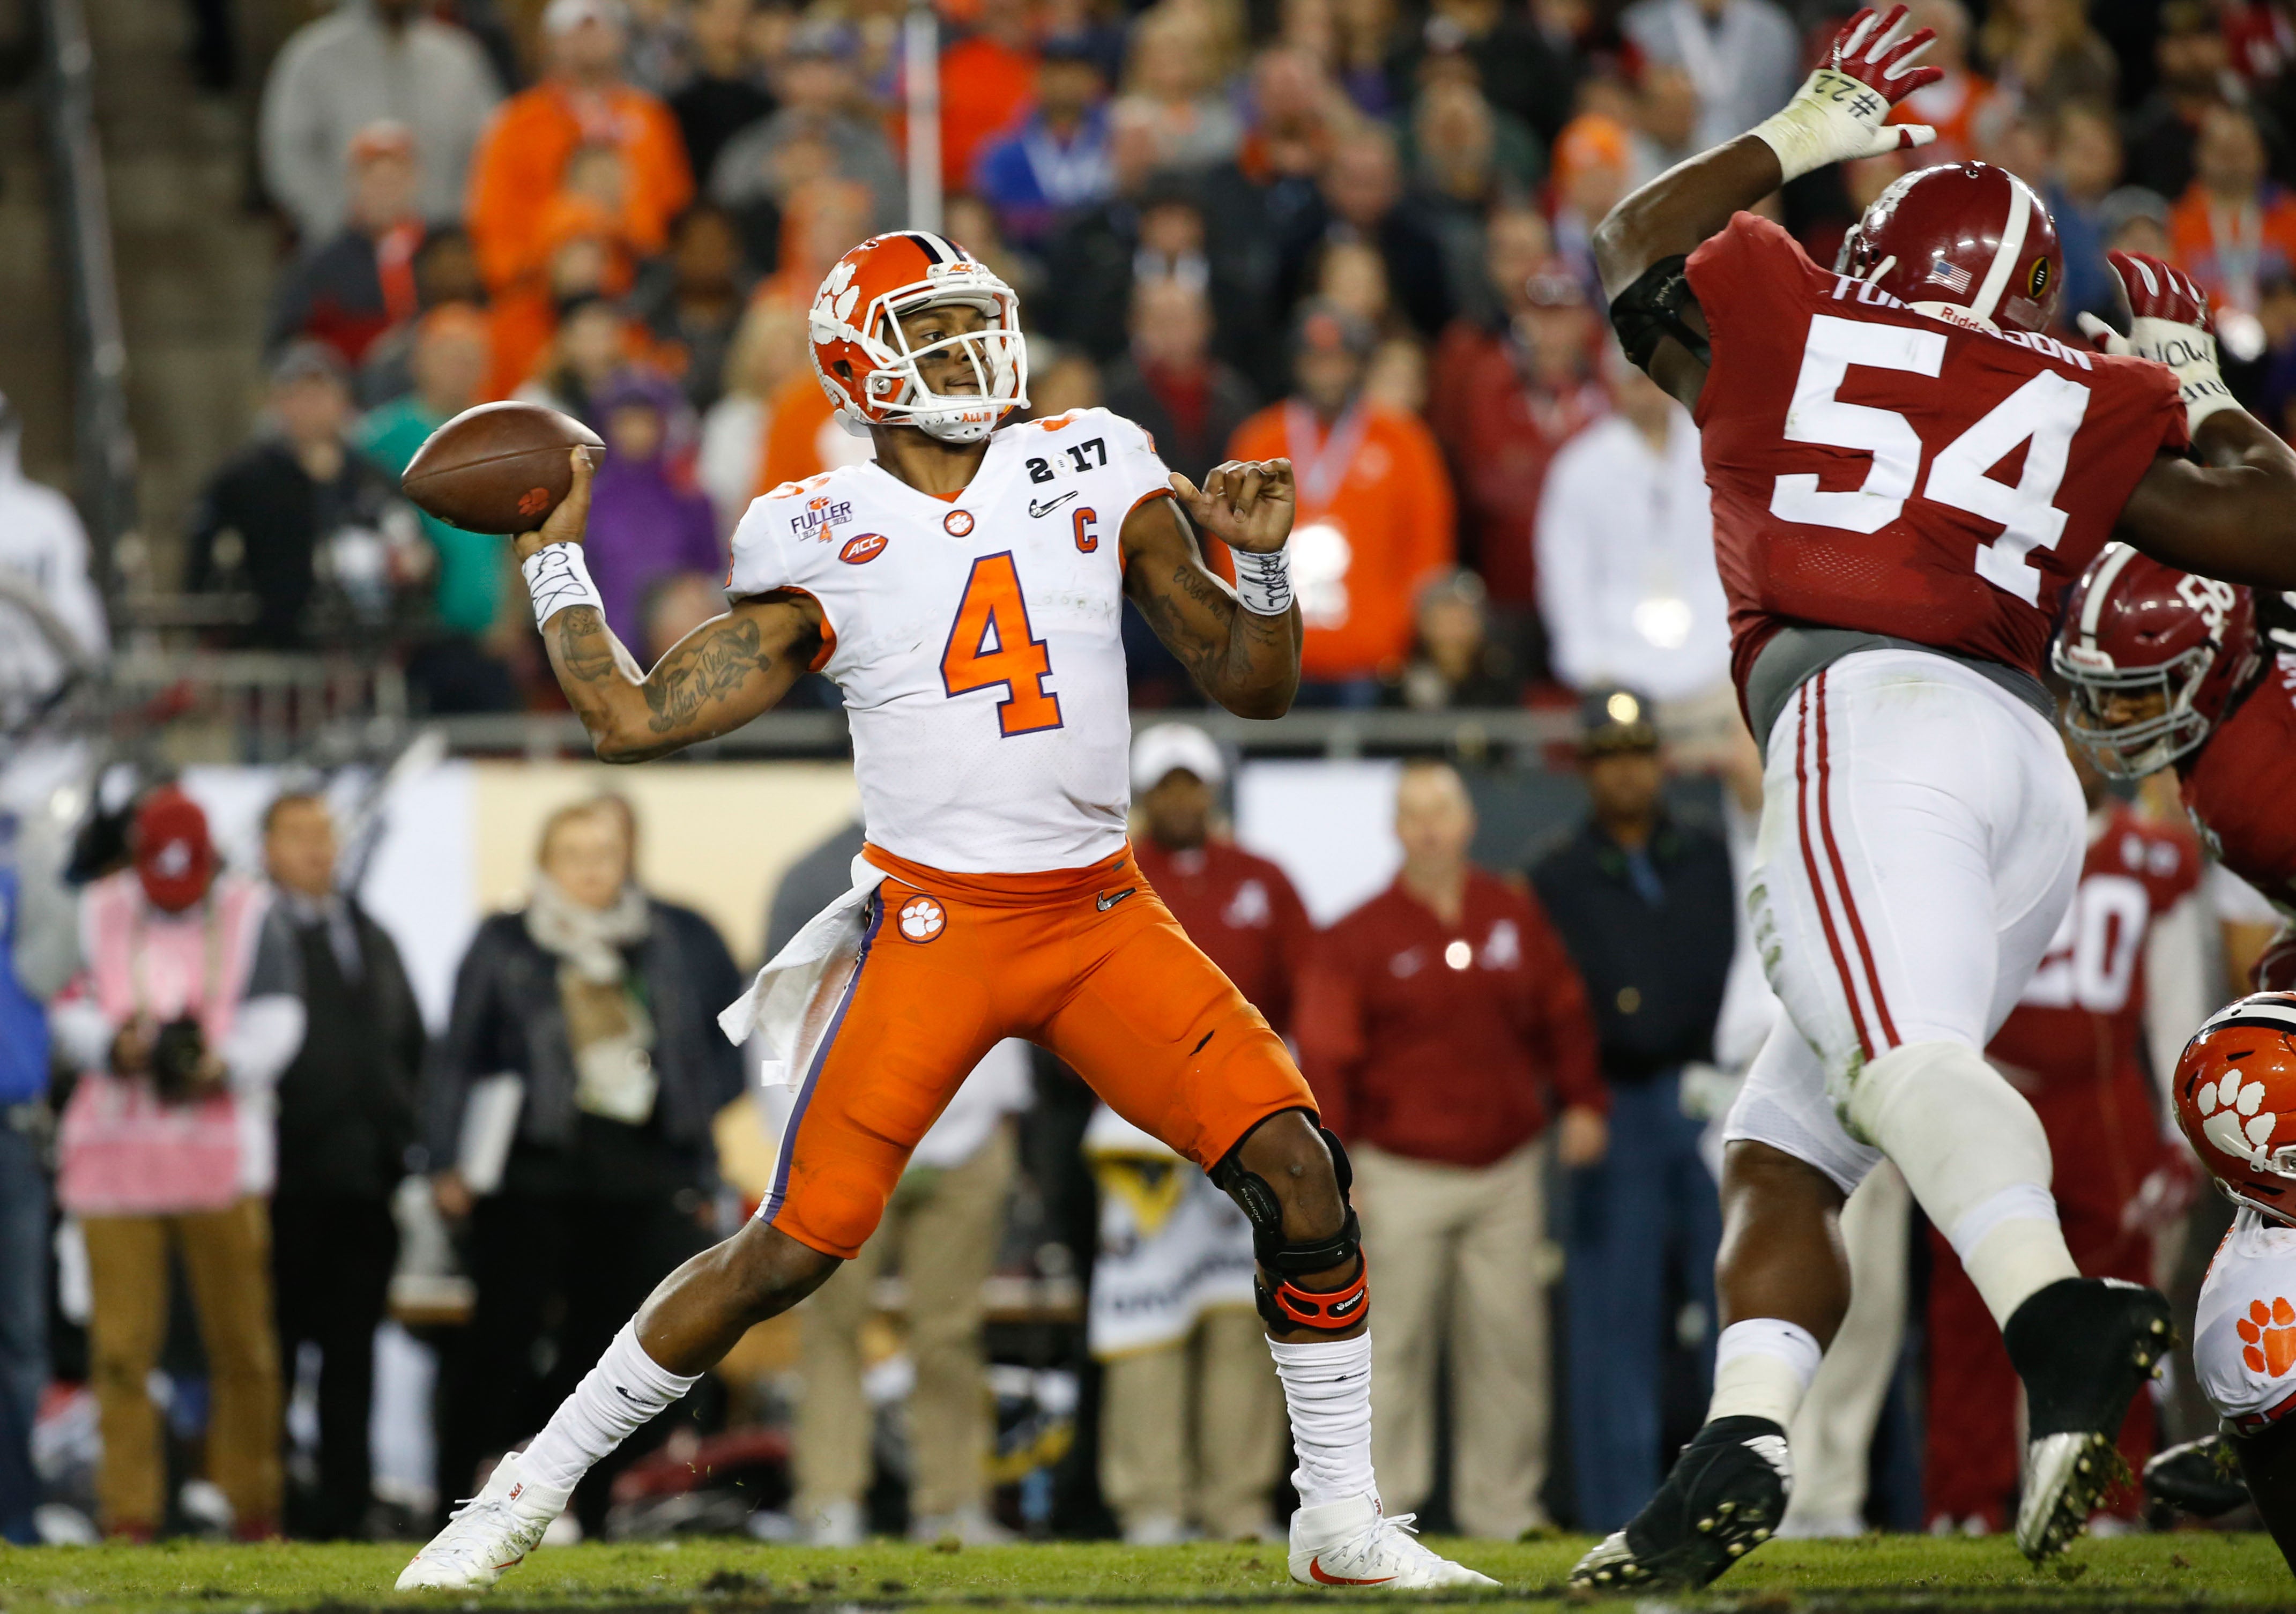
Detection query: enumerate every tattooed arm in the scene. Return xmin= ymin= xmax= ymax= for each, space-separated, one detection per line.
xmin=1120 ymin=459 xmax=1302 ymax=719
xmin=514 ymin=458 xmax=824 ymax=762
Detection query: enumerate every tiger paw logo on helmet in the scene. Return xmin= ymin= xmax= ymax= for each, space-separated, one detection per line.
xmin=897 ymin=895 xmax=946 ymax=943
xmin=2194 ymin=1069 xmax=2281 ymax=1162
xmin=805 ymin=232 xmax=1030 ymax=446
xmin=2173 ymin=993 xmax=2296 ymax=1220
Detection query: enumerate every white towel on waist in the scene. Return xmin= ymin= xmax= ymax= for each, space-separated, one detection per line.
xmin=718 ymin=854 xmax=888 ymax=1089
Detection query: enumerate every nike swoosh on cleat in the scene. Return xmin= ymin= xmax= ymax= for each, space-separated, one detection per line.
xmin=1308 ymin=1559 xmax=1396 ymax=1585
xmin=1096 ymin=888 xmax=1136 ymax=911
xmin=1030 ymin=491 xmax=1079 ymax=517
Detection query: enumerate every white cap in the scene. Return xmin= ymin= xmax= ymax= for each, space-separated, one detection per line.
xmin=1130 ymin=723 xmax=1224 ymax=794
xmin=542 ymin=0 xmax=626 ymax=34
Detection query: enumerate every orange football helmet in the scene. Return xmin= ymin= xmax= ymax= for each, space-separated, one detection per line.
xmin=2174 ymin=993 xmax=2296 ymax=1224
xmin=808 ymin=231 xmax=1027 ymax=444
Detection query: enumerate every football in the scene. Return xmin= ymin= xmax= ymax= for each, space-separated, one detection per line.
xmin=399 ymin=401 xmax=604 ymax=535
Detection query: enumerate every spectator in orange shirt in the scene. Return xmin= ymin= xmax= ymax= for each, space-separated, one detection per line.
xmin=2169 ymin=102 xmax=2296 ymax=313
xmin=1225 ymin=303 xmax=1455 ymax=704
xmin=485 ymin=143 xmax=650 ymax=399
xmin=464 ymin=0 xmax=693 ymax=300
xmin=1886 ymin=0 xmax=1998 ymax=163
xmin=924 ymin=0 xmax=1039 ymax=195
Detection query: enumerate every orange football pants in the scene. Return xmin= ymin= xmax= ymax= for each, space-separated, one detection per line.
xmin=763 ymin=841 xmax=1316 ymax=1259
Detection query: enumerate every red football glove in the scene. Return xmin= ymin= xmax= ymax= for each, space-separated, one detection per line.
xmin=2078 ymin=251 xmax=2238 ymax=430
xmin=1750 ymin=5 xmax=1942 ymax=182
xmin=1829 ymin=5 xmax=1946 ymax=101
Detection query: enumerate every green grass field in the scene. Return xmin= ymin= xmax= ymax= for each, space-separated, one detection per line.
xmin=0 ymin=1535 xmax=2288 ymax=1613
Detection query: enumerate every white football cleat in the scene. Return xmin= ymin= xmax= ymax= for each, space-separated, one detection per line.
xmin=1287 ymin=1494 xmax=1500 ymax=1589
xmin=395 ymin=1454 xmax=568 ymax=1592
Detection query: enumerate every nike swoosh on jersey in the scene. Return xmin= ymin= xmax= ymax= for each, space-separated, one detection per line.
xmin=1029 ymin=490 xmax=1079 ymax=518
xmin=1308 ymin=1560 xmax=1396 ymax=1585
xmin=1096 ymin=887 xmax=1136 ymax=911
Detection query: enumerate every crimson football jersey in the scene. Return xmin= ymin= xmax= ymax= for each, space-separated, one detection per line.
xmin=1685 ymin=214 xmax=2191 ymax=692
xmin=2182 ymin=652 xmax=2296 ymax=910
xmin=1987 ymin=804 xmax=2201 ymax=1094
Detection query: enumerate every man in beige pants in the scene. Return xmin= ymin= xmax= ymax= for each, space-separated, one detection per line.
xmin=787 ymin=1038 xmax=1029 ymax=1544
xmin=1298 ymin=764 xmax=1608 ymax=1537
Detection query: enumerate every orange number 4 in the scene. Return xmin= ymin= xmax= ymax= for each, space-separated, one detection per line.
xmin=940 ymin=552 xmax=1063 ymax=735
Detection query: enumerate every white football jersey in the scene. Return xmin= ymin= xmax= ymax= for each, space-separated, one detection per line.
xmin=726 ymin=407 xmax=1175 ymax=874
xmin=2195 ymin=1204 xmax=2296 ymax=1431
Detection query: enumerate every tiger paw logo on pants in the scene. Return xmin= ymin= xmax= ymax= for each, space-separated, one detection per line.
xmin=897 ymin=895 xmax=946 ymax=942
xmin=2239 ymin=1297 xmax=2296 ymax=1377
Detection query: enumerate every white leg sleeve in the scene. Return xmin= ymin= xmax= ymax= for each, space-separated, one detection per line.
xmin=1845 ymin=1039 xmax=2077 ymax=1328
xmin=1709 ymin=1319 xmax=1824 ymax=1429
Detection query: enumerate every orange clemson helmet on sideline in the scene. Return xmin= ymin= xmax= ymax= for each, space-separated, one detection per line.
xmin=807 ymin=230 xmax=1029 ymax=444
xmin=2174 ymin=993 xmax=2296 ymax=1223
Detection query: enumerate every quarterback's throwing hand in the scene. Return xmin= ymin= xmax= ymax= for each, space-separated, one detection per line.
xmin=512 ymin=446 xmax=599 ymax=564
xmin=1170 ymin=458 xmax=1296 ymax=554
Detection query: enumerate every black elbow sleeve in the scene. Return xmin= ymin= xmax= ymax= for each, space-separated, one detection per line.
xmin=1609 ymin=255 xmax=1711 ymax=374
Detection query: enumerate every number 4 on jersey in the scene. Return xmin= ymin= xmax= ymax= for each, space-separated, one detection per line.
xmin=1771 ymin=314 xmax=2091 ymax=604
xmin=941 ymin=552 xmax=1063 ymax=735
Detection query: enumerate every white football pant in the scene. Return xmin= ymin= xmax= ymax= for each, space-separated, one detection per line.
xmin=1724 ymin=649 xmax=2085 ymax=1193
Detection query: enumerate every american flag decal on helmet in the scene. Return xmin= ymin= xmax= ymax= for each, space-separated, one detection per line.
xmin=1925 ymin=258 xmax=1972 ymax=294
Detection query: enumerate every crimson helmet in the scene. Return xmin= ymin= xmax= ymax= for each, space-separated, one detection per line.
xmin=2051 ymin=541 xmax=2257 ymax=779
xmin=132 ymin=786 xmax=216 ymax=913
xmin=2174 ymin=993 xmax=2296 ymax=1224
xmin=808 ymin=231 xmax=1027 ymax=444
xmin=1834 ymin=162 xmax=2063 ymax=336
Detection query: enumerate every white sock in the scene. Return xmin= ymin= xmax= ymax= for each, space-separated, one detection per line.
xmin=1268 ymin=1332 xmax=1376 ymax=1509
xmin=1846 ymin=1040 xmax=2078 ymax=1328
xmin=1707 ymin=1318 xmax=1823 ymax=1427
xmin=518 ymin=1323 xmax=703 ymax=1498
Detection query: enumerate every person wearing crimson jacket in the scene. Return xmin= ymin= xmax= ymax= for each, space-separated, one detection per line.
xmin=1923 ymin=742 xmax=2203 ymax=1534
xmin=1130 ymin=725 xmax=1313 ymax=1036
xmin=1297 ymin=761 xmax=1607 ymax=1539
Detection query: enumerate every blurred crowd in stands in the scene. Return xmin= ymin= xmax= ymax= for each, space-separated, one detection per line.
xmin=180 ymin=0 xmax=2292 ymax=720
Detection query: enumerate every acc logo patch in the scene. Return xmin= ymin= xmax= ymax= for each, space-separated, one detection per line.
xmin=839 ymin=532 xmax=888 ymax=564
xmin=943 ymin=509 xmax=976 ymax=538
xmin=897 ymin=894 xmax=946 ymax=942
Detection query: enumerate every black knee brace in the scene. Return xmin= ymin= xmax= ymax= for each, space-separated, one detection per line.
xmin=1211 ymin=1123 xmax=1369 ymax=1333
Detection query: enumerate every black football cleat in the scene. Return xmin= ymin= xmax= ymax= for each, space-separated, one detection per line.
xmin=2144 ymin=1434 xmax=2249 ymax=1518
xmin=2003 ymin=1276 xmax=2174 ymax=1561
xmin=1567 ymin=1416 xmax=1790 ymax=1590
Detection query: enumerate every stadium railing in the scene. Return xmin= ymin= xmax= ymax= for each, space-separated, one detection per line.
xmin=39 ymin=0 xmax=138 ymax=581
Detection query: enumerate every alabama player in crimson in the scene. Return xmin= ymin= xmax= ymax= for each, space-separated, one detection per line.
xmin=396 ymin=233 xmax=1494 ymax=1591
xmin=2054 ymin=542 xmax=2296 ymax=991
xmin=1576 ymin=3 xmax=2296 ymax=1586
xmin=1924 ymin=745 xmax=2201 ymax=1532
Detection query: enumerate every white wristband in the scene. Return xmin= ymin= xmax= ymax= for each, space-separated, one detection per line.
xmin=1232 ymin=547 xmax=1293 ymax=616
xmin=1748 ymin=68 xmax=1913 ymax=184
xmin=523 ymin=542 xmax=604 ymax=630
